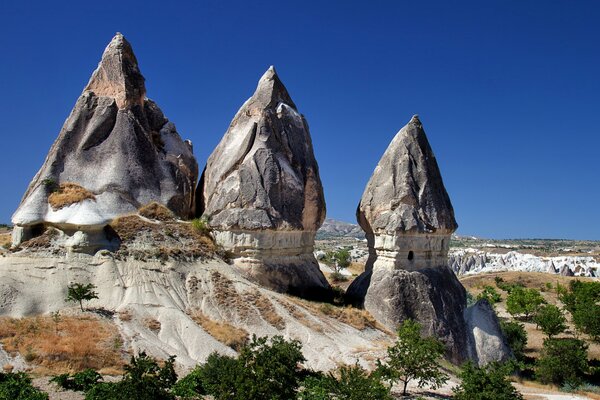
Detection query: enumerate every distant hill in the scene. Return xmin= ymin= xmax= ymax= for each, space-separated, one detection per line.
xmin=317 ymin=219 xmax=365 ymax=239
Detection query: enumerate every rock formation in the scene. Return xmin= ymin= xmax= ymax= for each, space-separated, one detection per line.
xmin=198 ymin=67 xmax=330 ymax=299
xmin=11 ymin=33 xmax=198 ymax=251
xmin=465 ymin=299 xmax=512 ymax=365
xmin=347 ymin=115 xmax=510 ymax=364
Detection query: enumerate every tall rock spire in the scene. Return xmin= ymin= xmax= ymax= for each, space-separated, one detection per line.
xmin=199 ymin=66 xmax=329 ymax=299
xmin=11 ymin=34 xmax=198 ymax=252
xmin=348 ymin=116 xmax=511 ymax=365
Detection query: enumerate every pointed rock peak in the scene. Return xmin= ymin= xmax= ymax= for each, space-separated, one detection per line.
xmin=84 ymin=33 xmax=146 ymax=109
xmin=252 ymin=65 xmax=297 ymax=110
xmin=409 ymin=114 xmax=421 ymax=125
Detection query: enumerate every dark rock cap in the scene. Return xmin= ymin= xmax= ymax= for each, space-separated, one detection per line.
xmin=200 ymin=66 xmax=325 ymax=231
xmin=357 ymin=115 xmax=457 ymax=235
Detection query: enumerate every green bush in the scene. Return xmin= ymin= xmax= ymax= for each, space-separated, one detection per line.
xmin=0 ymin=371 xmax=48 ymax=400
xmin=191 ymin=218 xmax=211 ymax=234
xmin=477 ymin=285 xmax=502 ymax=304
xmin=85 ymin=353 xmax=177 ymax=400
xmin=506 ymin=287 xmax=545 ymax=320
xmin=376 ymin=319 xmax=448 ymax=396
xmin=533 ymin=304 xmax=566 ymax=339
xmin=452 ymin=361 xmax=523 ymax=400
xmin=171 ymin=367 xmax=205 ymax=399
xmin=298 ymin=364 xmax=392 ymax=400
xmin=536 ymin=338 xmax=589 ymax=387
xmin=197 ymin=335 xmax=305 ymax=400
xmin=559 ymin=281 xmax=600 ymax=340
xmin=499 ymin=320 xmax=527 ymax=361
xmin=51 ymin=369 xmax=102 ymax=392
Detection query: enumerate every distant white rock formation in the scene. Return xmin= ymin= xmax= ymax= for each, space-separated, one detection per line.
xmin=449 ymin=248 xmax=599 ymax=277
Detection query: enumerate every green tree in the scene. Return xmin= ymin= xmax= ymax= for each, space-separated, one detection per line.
xmin=376 ymin=319 xmax=448 ymax=396
xmin=324 ymin=248 xmax=352 ymax=281
xmin=535 ymin=338 xmax=589 ymax=387
xmin=533 ymin=304 xmax=566 ymax=339
xmin=499 ymin=320 xmax=527 ymax=361
xmin=298 ymin=364 xmax=392 ymax=400
xmin=452 ymin=361 xmax=523 ymax=400
xmin=199 ymin=335 xmax=305 ymax=400
xmin=477 ymin=285 xmax=502 ymax=305
xmin=506 ymin=287 xmax=545 ymax=320
xmin=0 ymin=371 xmax=49 ymax=400
xmin=559 ymin=280 xmax=600 ymax=340
xmin=66 ymin=283 xmax=99 ymax=312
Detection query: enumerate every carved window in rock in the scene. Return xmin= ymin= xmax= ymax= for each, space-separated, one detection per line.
xmin=408 ymin=251 xmax=414 ymax=261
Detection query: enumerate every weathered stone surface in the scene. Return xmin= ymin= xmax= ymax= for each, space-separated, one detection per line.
xmin=199 ymin=67 xmax=329 ymax=299
xmin=348 ymin=265 xmax=469 ymax=363
xmin=12 ymin=33 xmax=198 ymax=247
xmin=465 ymin=299 xmax=513 ymax=366
xmin=348 ymin=116 xmax=509 ymax=364
xmin=560 ymin=264 xmax=574 ymax=276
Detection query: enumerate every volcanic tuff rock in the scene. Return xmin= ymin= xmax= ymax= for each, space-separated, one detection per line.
xmin=199 ymin=67 xmax=329 ymax=299
xmin=11 ymin=33 xmax=198 ymax=250
xmin=348 ymin=116 xmax=510 ymax=364
xmin=464 ymin=299 xmax=513 ymax=366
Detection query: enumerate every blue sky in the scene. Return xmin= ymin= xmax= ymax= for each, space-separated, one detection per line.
xmin=1 ymin=1 xmax=598 ymax=239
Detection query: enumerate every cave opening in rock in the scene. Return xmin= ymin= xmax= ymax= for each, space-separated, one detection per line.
xmin=408 ymin=251 xmax=414 ymax=260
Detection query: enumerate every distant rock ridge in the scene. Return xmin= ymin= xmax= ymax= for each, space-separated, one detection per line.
xmin=199 ymin=67 xmax=330 ymax=299
xmin=348 ymin=116 xmax=511 ymax=365
xmin=11 ymin=33 xmax=198 ymax=251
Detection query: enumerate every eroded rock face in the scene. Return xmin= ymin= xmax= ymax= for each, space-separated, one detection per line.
xmin=12 ymin=33 xmax=198 ymax=249
xmin=348 ymin=116 xmax=508 ymax=364
xmin=199 ymin=67 xmax=329 ymax=299
xmin=465 ymin=300 xmax=513 ymax=366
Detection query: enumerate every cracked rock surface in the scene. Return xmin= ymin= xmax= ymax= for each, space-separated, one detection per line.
xmin=12 ymin=33 xmax=198 ymax=233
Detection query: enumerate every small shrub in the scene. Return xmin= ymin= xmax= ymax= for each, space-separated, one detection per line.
xmin=536 ymin=338 xmax=589 ymax=387
xmin=51 ymin=369 xmax=102 ymax=392
xmin=85 ymin=353 xmax=177 ymax=400
xmin=299 ymin=364 xmax=392 ymax=400
xmin=452 ymin=361 xmax=523 ymax=400
xmin=477 ymin=285 xmax=502 ymax=305
xmin=0 ymin=371 xmax=48 ymax=400
xmin=144 ymin=318 xmax=161 ymax=332
xmin=190 ymin=218 xmax=211 ymax=234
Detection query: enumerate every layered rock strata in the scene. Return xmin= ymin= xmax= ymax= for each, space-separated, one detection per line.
xmin=12 ymin=33 xmax=198 ymax=252
xmin=348 ymin=116 xmax=510 ymax=364
xmin=199 ymin=67 xmax=329 ymax=299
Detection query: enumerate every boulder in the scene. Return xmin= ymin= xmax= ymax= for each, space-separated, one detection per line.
xmin=348 ymin=115 xmax=509 ymax=364
xmin=465 ymin=299 xmax=513 ymax=366
xmin=11 ymin=33 xmax=198 ymax=251
xmin=199 ymin=67 xmax=329 ymax=299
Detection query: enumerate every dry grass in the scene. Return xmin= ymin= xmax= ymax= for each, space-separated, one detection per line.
xmin=210 ymin=271 xmax=253 ymax=319
xmin=138 ymin=202 xmax=176 ymax=221
xmin=0 ymin=315 xmax=125 ymax=374
xmin=190 ymin=312 xmax=249 ymax=351
xmin=286 ymin=296 xmax=383 ymax=331
xmin=48 ymin=183 xmax=95 ymax=210
xmin=460 ymin=271 xmax=600 ymax=360
xmin=245 ymin=290 xmax=285 ymax=330
xmin=143 ymin=318 xmax=161 ymax=332
xmin=276 ymin=299 xmax=323 ymax=332
xmin=110 ymin=215 xmax=215 ymax=261
xmin=0 ymin=233 xmax=11 ymax=249
xmin=118 ymin=309 xmax=132 ymax=322
xmin=209 ymin=272 xmax=285 ymax=329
